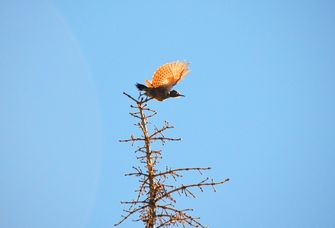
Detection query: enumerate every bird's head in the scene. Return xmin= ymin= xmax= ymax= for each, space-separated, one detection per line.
xmin=169 ymin=90 xmax=185 ymax=98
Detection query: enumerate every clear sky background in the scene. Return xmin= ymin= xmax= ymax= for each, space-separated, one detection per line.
xmin=1 ymin=0 xmax=335 ymax=227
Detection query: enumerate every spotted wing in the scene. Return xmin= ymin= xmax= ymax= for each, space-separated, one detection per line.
xmin=148 ymin=61 xmax=190 ymax=88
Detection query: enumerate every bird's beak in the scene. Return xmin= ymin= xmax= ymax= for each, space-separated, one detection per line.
xmin=180 ymin=94 xmax=185 ymax=97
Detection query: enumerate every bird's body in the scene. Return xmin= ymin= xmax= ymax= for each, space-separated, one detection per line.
xmin=136 ymin=61 xmax=190 ymax=101
xmin=135 ymin=84 xmax=171 ymax=101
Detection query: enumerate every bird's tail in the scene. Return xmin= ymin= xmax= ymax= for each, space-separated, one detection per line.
xmin=135 ymin=83 xmax=148 ymax=91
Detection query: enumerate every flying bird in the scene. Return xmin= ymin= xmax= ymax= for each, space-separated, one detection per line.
xmin=136 ymin=61 xmax=190 ymax=101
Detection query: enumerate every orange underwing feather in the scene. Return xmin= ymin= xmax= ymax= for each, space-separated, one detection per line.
xmin=150 ymin=61 xmax=190 ymax=88
xmin=146 ymin=80 xmax=153 ymax=88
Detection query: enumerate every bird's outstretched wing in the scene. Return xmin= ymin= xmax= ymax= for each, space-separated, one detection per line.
xmin=146 ymin=61 xmax=190 ymax=88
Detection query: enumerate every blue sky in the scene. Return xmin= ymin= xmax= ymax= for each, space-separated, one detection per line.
xmin=1 ymin=0 xmax=335 ymax=227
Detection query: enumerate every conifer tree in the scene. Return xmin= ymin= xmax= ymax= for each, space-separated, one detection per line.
xmin=116 ymin=92 xmax=229 ymax=227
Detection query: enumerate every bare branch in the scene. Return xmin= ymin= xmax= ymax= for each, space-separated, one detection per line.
xmin=149 ymin=122 xmax=174 ymax=138
xmin=119 ymin=137 xmax=144 ymax=143
xmin=114 ymin=205 xmax=148 ymax=226
xmin=155 ymin=167 xmax=212 ymax=178
xmin=123 ymin=92 xmax=138 ymax=103
xmin=156 ymin=178 xmax=230 ymax=202
xmin=151 ymin=137 xmax=182 ymax=141
xmin=156 ymin=205 xmax=205 ymax=228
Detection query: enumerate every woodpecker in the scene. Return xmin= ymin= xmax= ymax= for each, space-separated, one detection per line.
xmin=135 ymin=61 xmax=190 ymax=101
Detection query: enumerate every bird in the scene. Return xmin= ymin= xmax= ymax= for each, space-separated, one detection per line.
xmin=136 ymin=61 xmax=190 ymax=101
